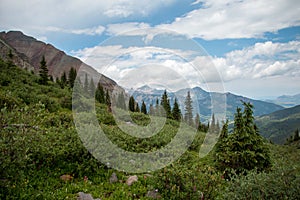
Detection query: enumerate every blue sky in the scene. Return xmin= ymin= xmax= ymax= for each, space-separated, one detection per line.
xmin=1 ymin=0 xmax=300 ymax=99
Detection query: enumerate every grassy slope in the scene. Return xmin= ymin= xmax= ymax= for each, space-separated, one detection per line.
xmin=1 ymin=59 xmax=299 ymax=199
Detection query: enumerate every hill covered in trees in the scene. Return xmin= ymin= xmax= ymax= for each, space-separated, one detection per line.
xmin=1 ymin=57 xmax=300 ymax=199
xmin=256 ymin=105 xmax=300 ymax=144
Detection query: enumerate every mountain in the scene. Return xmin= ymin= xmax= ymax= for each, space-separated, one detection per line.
xmin=129 ymin=85 xmax=284 ymax=121
xmin=265 ymin=94 xmax=300 ymax=108
xmin=0 ymin=31 xmax=120 ymax=91
xmin=255 ymin=105 xmax=300 ymax=144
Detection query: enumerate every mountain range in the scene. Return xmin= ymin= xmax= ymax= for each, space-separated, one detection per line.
xmin=0 ymin=31 xmax=287 ymax=119
xmin=265 ymin=94 xmax=300 ymax=108
xmin=129 ymin=85 xmax=284 ymax=121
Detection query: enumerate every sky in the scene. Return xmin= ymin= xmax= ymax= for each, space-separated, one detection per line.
xmin=1 ymin=0 xmax=300 ymax=99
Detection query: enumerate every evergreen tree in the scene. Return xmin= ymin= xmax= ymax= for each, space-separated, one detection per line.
xmin=161 ymin=90 xmax=171 ymax=118
xmin=172 ymin=98 xmax=181 ymax=121
xmin=95 ymin=82 xmax=105 ymax=104
xmin=84 ymin=73 xmax=89 ymax=93
xmin=68 ymin=67 xmax=77 ymax=88
xmin=89 ymin=78 xmax=95 ymax=96
xmin=105 ymin=90 xmax=111 ymax=112
xmin=49 ymin=75 xmax=54 ymax=82
xmin=184 ymin=91 xmax=193 ymax=126
xmin=135 ymin=102 xmax=140 ymax=113
xmin=215 ymin=102 xmax=271 ymax=175
xmin=141 ymin=100 xmax=147 ymax=114
xmin=155 ymin=97 xmax=160 ymax=116
xmin=129 ymin=96 xmax=135 ymax=112
xmin=59 ymin=71 xmax=67 ymax=88
xmin=39 ymin=56 xmax=49 ymax=85
xmin=7 ymin=49 xmax=13 ymax=67
xmin=294 ymin=129 xmax=300 ymax=141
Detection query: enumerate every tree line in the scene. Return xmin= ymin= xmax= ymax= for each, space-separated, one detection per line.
xmin=38 ymin=56 xmax=209 ymax=132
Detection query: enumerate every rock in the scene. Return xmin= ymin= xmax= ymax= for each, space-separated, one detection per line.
xmin=77 ymin=192 xmax=93 ymax=200
xmin=60 ymin=174 xmax=73 ymax=181
xmin=126 ymin=175 xmax=138 ymax=186
xmin=109 ymin=172 xmax=118 ymax=183
xmin=77 ymin=192 xmax=101 ymax=200
xmin=146 ymin=189 xmax=161 ymax=199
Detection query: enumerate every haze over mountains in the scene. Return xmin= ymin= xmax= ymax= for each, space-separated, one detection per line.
xmin=129 ymin=85 xmax=284 ymax=121
xmin=265 ymin=94 xmax=300 ymax=108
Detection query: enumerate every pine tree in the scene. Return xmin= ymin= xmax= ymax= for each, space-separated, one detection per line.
xmin=155 ymin=97 xmax=160 ymax=116
xmin=129 ymin=96 xmax=135 ymax=112
xmin=135 ymin=102 xmax=140 ymax=113
xmin=161 ymin=90 xmax=171 ymax=118
xmin=294 ymin=129 xmax=300 ymax=141
xmin=84 ymin=73 xmax=89 ymax=93
xmin=215 ymin=102 xmax=271 ymax=174
xmin=184 ymin=91 xmax=193 ymax=126
xmin=141 ymin=100 xmax=147 ymax=114
xmin=89 ymin=78 xmax=95 ymax=96
xmin=105 ymin=90 xmax=111 ymax=112
xmin=68 ymin=67 xmax=77 ymax=88
xmin=59 ymin=71 xmax=67 ymax=88
xmin=172 ymin=98 xmax=181 ymax=121
xmin=95 ymin=82 xmax=105 ymax=104
xmin=39 ymin=56 xmax=49 ymax=85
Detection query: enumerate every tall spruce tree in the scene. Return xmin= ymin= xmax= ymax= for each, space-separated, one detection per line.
xmin=84 ymin=73 xmax=89 ymax=93
xmin=68 ymin=67 xmax=77 ymax=88
xmin=135 ymin=102 xmax=140 ymax=113
xmin=141 ymin=100 xmax=147 ymax=114
xmin=39 ymin=56 xmax=49 ymax=85
xmin=161 ymin=90 xmax=171 ymax=118
xmin=95 ymin=82 xmax=105 ymax=104
xmin=89 ymin=78 xmax=95 ymax=96
xmin=294 ymin=129 xmax=300 ymax=141
xmin=129 ymin=96 xmax=135 ymax=112
xmin=59 ymin=71 xmax=67 ymax=88
xmin=184 ymin=91 xmax=193 ymax=126
xmin=172 ymin=98 xmax=181 ymax=121
xmin=105 ymin=90 xmax=111 ymax=112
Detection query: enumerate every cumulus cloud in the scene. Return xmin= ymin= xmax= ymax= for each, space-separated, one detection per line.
xmin=72 ymin=40 xmax=300 ymax=91
xmin=0 ymin=0 xmax=177 ymax=34
xmin=157 ymin=0 xmax=300 ymax=40
xmin=217 ymin=40 xmax=300 ymax=80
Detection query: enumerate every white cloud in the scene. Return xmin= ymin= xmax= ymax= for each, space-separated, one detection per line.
xmin=213 ymin=40 xmax=300 ymax=80
xmin=72 ymin=40 xmax=300 ymax=93
xmin=0 ymin=0 xmax=177 ymax=34
xmin=157 ymin=0 xmax=300 ymax=40
xmin=40 ymin=25 xmax=105 ymax=36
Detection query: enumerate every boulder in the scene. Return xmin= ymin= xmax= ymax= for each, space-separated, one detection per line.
xmin=126 ymin=175 xmax=138 ymax=186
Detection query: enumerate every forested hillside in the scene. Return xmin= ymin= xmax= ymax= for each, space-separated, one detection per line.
xmin=256 ymin=105 xmax=300 ymax=144
xmin=1 ymin=59 xmax=300 ymax=199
